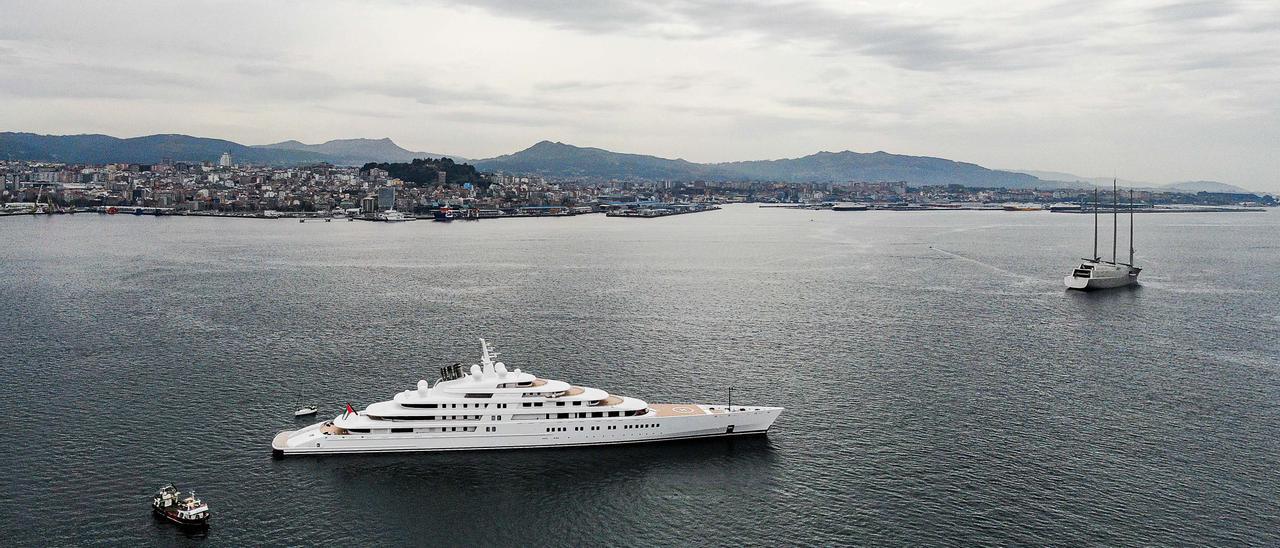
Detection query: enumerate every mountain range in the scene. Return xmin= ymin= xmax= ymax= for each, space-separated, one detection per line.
xmin=1009 ymin=169 xmax=1251 ymax=194
xmin=254 ymin=138 xmax=460 ymax=164
xmin=475 ymin=140 xmax=1045 ymax=188
xmin=0 ymin=131 xmax=1255 ymax=192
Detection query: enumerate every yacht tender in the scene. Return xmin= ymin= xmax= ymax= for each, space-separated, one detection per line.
xmin=272 ymin=339 xmax=782 ymax=456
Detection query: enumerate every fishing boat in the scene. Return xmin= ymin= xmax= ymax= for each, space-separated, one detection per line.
xmin=151 ymin=484 xmax=210 ymax=526
xmin=1064 ymin=181 xmax=1141 ymax=290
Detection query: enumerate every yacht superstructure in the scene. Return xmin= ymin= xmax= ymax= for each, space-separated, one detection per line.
xmin=272 ymin=339 xmax=782 ymax=456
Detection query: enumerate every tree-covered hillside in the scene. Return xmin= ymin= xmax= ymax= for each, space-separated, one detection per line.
xmin=361 ymin=158 xmax=488 ymax=187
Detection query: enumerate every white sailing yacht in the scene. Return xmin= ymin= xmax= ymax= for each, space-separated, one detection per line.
xmin=271 ymin=339 xmax=783 ymax=456
xmin=1064 ymin=180 xmax=1141 ymax=290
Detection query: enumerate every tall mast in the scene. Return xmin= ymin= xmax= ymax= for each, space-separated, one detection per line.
xmin=1129 ymin=189 xmax=1135 ymax=265
xmin=1093 ymin=187 xmax=1098 ymax=260
xmin=1112 ymin=179 xmax=1118 ymax=263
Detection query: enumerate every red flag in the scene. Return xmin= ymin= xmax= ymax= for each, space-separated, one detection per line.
xmin=345 ymin=403 xmax=357 ymax=417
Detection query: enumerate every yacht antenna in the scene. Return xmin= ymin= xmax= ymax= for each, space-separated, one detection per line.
xmin=1112 ymin=179 xmax=1118 ymax=263
xmin=728 ymin=386 xmax=732 ymax=410
xmin=1092 ymin=187 xmax=1098 ymax=260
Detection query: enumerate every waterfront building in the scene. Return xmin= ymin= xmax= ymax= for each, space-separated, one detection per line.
xmin=377 ymin=187 xmax=396 ymax=211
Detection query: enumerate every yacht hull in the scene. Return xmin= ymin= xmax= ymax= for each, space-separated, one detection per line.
xmin=1064 ymin=270 xmax=1139 ymax=290
xmin=272 ymin=405 xmax=781 ymax=456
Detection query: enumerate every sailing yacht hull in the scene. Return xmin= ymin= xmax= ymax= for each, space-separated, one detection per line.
xmin=1064 ymin=266 xmax=1140 ymax=290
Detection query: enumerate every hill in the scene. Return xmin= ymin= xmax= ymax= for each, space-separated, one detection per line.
xmin=718 ymin=151 xmax=1045 ymax=187
xmin=254 ymin=137 xmax=460 ymax=164
xmin=1009 ymin=169 xmax=1253 ymax=193
xmin=361 ymin=158 xmax=487 ymax=187
xmin=1162 ymin=180 xmax=1250 ymax=193
xmin=0 ymin=132 xmax=331 ymax=165
xmin=475 ymin=141 xmax=1051 ymax=187
xmin=474 ymin=141 xmax=716 ymax=180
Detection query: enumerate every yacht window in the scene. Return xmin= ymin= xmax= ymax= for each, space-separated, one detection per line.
xmin=608 ymin=412 xmax=619 ymax=417
xmin=391 ymin=428 xmax=412 ymax=433
xmin=592 ymin=412 xmax=602 ymax=418
xmin=556 ymin=402 xmax=565 ymax=407
xmin=465 ymin=393 xmax=492 ymax=398
xmin=558 ymin=413 xmax=569 ymax=419
xmin=350 ymin=429 xmax=370 ymax=433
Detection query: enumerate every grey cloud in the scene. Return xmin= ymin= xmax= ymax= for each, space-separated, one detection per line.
xmin=0 ymin=60 xmax=188 ymax=99
xmin=1146 ymin=0 xmax=1241 ymax=23
xmin=431 ymin=108 xmax=563 ymax=127
xmin=533 ymin=80 xmax=633 ymax=93
xmin=444 ymin=0 xmax=1060 ymax=72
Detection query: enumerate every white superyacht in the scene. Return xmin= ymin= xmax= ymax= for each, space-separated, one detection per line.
xmin=1064 ymin=182 xmax=1141 ymax=290
xmin=272 ymin=339 xmax=782 ymax=456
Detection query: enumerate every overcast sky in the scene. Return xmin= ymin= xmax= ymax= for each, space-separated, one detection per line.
xmin=0 ymin=0 xmax=1277 ymax=190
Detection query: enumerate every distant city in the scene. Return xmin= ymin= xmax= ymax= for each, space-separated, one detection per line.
xmin=0 ymin=151 xmax=1274 ymax=219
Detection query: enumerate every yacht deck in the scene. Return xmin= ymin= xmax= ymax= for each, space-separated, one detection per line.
xmin=649 ymin=404 xmax=710 ymax=417
xmin=272 ymin=431 xmax=291 ymax=448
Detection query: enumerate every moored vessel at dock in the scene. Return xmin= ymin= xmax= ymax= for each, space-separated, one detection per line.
xmin=832 ymin=202 xmax=869 ymax=211
xmin=272 ymin=338 xmax=782 ymax=456
xmin=377 ymin=209 xmax=408 ymax=222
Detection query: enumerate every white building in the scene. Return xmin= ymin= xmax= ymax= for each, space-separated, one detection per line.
xmin=218 ymin=152 xmax=232 ymax=167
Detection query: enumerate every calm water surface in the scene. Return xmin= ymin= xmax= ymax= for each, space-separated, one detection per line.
xmin=1 ymin=206 xmax=1277 ymax=546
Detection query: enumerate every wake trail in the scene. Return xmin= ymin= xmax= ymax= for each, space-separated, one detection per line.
xmin=929 ymin=246 xmax=1042 ymax=284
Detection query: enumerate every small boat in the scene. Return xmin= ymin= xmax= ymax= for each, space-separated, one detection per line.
xmin=152 ymin=484 xmax=210 ymax=526
xmin=433 ymin=207 xmax=457 ymax=222
xmin=294 ymin=406 xmax=317 ymax=417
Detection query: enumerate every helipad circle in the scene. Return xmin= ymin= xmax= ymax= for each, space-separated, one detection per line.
xmin=672 ymin=406 xmax=694 ymax=414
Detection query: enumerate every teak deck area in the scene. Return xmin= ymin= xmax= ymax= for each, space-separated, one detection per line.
xmin=649 ymin=404 xmax=710 ymax=417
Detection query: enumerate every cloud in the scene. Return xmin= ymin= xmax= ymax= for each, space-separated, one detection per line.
xmin=448 ymin=0 xmax=1000 ymax=72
